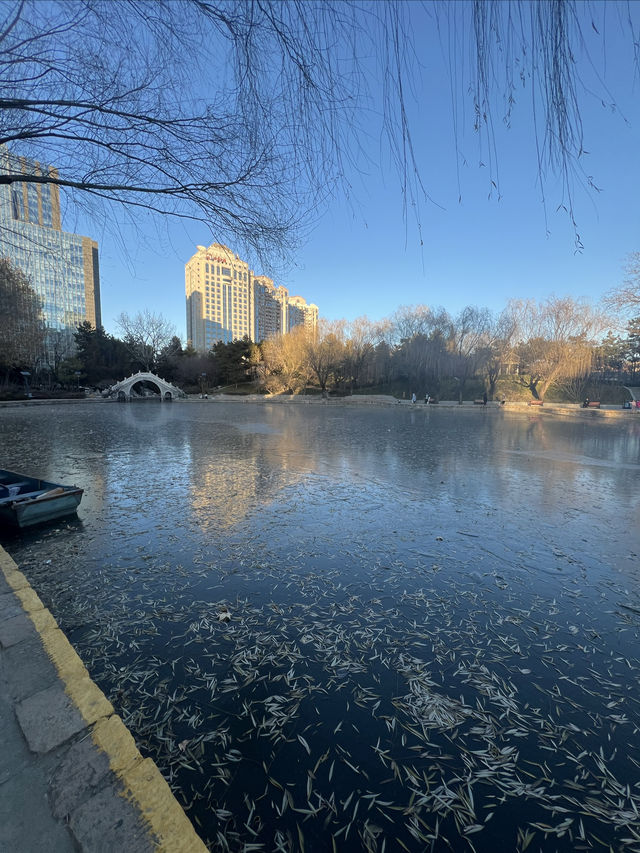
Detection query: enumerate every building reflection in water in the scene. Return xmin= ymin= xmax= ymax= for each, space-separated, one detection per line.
xmin=188 ymin=414 xmax=319 ymax=531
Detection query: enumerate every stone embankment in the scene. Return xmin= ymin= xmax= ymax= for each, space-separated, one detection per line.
xmin=0 ymin=394 xmax=636 ymax=420
xmin=196 ymin=394 xmax=637 ymax=418
xmin=0 ymin=546 xmax=207 ymax=853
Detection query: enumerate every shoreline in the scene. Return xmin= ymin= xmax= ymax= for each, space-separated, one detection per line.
xmin=0 ymin=546 xmax=207 ymax=853
xmin=0 ymin=393 xmax=635 ymax=419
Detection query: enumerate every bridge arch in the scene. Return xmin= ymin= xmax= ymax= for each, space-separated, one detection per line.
xmin=109 ymin=371 xmax=186 ymax=401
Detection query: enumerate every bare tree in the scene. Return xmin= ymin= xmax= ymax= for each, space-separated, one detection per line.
xmin=0 ymin=257 xmax=45 ymax=379
xmin=0 ymin=0 xmax=631 ymax=261
xmin=259 ymin=326 xmax=310 ymax=395
xmin=343 ymin=316 xmax=382 ymax=392
xmin=482 ymin=309 xmax=518 ymax=399
xmin=510 ymin=297 xmax=606 ymax=400
xmin=305 ymin=320 xmax=346 ymax=396
xmin=604 ymin=253 xmax=640 ymax=319
xmin=392 ymin=307 xmax=453 ymax=392
xmin=388 ymin=306 xmax=435 ymax=347
xmin=41 ymin=327 xmax=75 ymax=377
xmin=449 ymin=306 xmax=493 ymax=402
xmin=115 ymin=310 xmax=176 ymax=372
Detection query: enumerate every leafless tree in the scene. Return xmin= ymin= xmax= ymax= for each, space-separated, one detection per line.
xmin=481 ymin=309 xmax=518 ymax=399
xmin=0 ymin=0 xmax=630 ymax=262
xmin=259 ymin=326 xmax=311 ymax=395
xmin=41 ymin=327 xmax=75 ymax=377
xmin=448 ymin=306 xmax=493 ymax=402
xmin=0 ymin=257 xmax=45 ymax=379
xmin=391 ymin=307 xmax=453 ymax=390
xmin=388 ymin=306 xmax=435 ymax=347
xmin=115 ymin=310 xmax=176 ymax=372
xmin=604 ymin=253 xmax=640 ymax=320
xmin=510 ymin=296 xmax=606 ymax=400
xmin=343 ymin=317 xmax=383 ymax=392
xmin=305 ymin=320 xmax=346 ymax=396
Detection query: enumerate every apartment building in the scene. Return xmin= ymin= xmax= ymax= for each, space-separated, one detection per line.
xmin=0 ymin=145 xmax=101 ymax=359
xmin=186 ymin=243 xmax=318 ymax=351
xmin=288 ymin=295 xmax=319 ymax=334
xmin=253 ymin=275 xmax=287 ymax=341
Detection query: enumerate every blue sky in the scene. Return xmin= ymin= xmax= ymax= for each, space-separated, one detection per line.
xmin=88 ymin=2 xmax=640 ymax=340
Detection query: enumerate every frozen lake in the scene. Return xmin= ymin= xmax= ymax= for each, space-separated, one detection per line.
xmin=2 ymin=401 xmax=640 ymax=851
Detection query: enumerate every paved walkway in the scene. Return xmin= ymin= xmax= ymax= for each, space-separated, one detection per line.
xmin=0 ymin=547 xmax=207 ymax=853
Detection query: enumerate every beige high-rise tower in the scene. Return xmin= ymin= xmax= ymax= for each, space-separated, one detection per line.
xmin=186 ymin=243 xmax=318 ymax=351
xmin=186 ymin=244 xmax=252 ymax=351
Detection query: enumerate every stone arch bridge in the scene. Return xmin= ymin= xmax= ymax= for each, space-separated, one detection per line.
xmin=108 ymin=372 xmax=186 ymax=401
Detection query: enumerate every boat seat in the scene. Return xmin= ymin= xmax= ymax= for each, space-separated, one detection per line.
xmin=7 ymin=490 xmax=49 ymax=501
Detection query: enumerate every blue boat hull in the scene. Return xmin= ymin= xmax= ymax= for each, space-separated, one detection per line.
xmin=0 ymin=470 xmax=83 ymax=529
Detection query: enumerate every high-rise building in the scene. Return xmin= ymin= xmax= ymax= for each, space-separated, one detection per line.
xmin=253 ymin=275 xmax=287 ymax=341
xmin=0 ymin=145 xmax=101 ymax=361
xmin=186 ymin=244 xmax=252 ymax=351
xmin=288 ymin=295 xmax=319 ymax=335
xmin=186 ymin=243 xmax=318 ymax=351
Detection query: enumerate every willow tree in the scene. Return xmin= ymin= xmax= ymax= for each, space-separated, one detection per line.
xmin=305 ymin=320 xmax=347 ymax=396
xmin=259 ymin=326 xmax=311 ymax=395
xmin=0 ymin=1 xmax=634 ymax=261
xmin=510 ymin=297 xmax=606 ymax=401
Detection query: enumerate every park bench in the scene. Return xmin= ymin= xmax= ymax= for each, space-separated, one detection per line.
xmin=528 ymin=400 xmax=543 ymax=406
xmin=586 ymin=401 xmax=601 ymax=408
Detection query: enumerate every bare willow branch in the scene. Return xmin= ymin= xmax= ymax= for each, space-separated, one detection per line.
xmin=0 ymin=0 xmax=634 ymax=262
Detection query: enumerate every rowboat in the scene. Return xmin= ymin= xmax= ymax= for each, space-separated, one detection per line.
xmin=0 ymin=469 xmax=83 ymax=528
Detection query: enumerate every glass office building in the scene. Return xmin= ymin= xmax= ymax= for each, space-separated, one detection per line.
xmin=0 ymin=146 xmax=101 ymax=363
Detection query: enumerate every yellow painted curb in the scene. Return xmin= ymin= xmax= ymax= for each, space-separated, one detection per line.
xmin=14 ymin=583 xmax=46 ymax=613
xmin=3 ymin=567 xmax=30 ymax=591
xmin=92 ymin=716 xmax=143 ymax=775
xmin=30 ymin=607 xmax=59 ymax=633
xmin=0 ymin=550 xmax=29 ymax=591
xmin=0 ymin=546 xmax=208 ymax=852
xmin=66 ymin=672 xmax=114 ymax=724
xmin=38 ymin=626 xmax=93 ymax=683
xmin=122 ymin=758 xmax=206 ymax=853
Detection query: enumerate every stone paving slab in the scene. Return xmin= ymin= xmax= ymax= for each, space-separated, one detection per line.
xmin=3 ymin=635 xmax=60 ymax=702
xmin=0 ymin=611 xmax=39 ymax=647
xmin=16 ymin=683 xmax=88 ymax=753
xmin=69 ymin=785 xmax=157 ymax=853
xmin=0 ymin=545 xmax=208 ymax=853
xmin=49 ymin=734 xmax=114 ymax=819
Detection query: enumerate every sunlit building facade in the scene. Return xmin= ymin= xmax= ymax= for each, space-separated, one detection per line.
xmin=186 ymin=243 xmax=318 ymax=351
xmin=288 ymin=295 xmax=319 ymax=335
xmin=253 ymin=275 xmax=288 ymax=341
xmin=185 ymin=244 xmax=252 ymax=351
xmin=0 ymin=146 xmax=101 ymax=361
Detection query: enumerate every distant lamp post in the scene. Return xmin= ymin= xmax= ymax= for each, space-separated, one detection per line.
xmin=74 ymin=370 xmax=81 ymax=390
xmin=20 ymin=370 xmax=32 ymax=398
